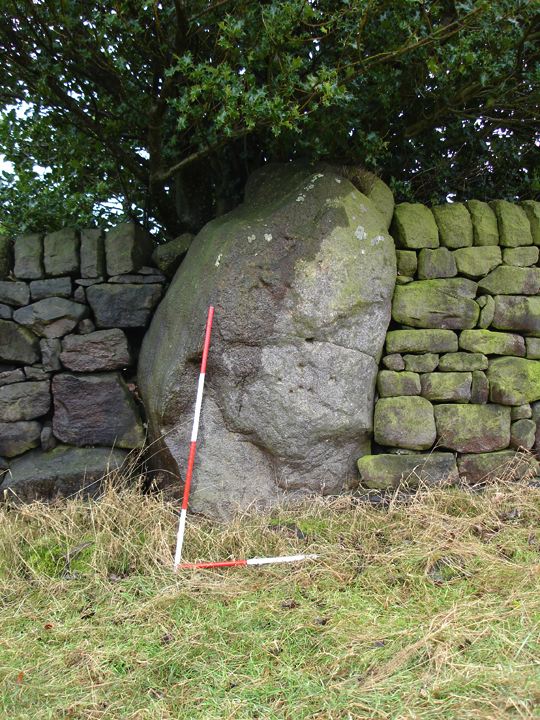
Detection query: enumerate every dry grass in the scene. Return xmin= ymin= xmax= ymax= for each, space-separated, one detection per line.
xmin=0 ymin=475 xmax=539 ymax=719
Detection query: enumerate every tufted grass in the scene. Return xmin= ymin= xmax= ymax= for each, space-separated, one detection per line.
xmin=0 ymin=476 xmax=539 ymax=719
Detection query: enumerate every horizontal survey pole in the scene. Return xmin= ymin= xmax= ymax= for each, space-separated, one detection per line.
xmin=178 ymin=554 xmax=319 ymax=570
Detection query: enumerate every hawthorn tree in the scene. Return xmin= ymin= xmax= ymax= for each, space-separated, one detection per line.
xmin=0 ymin=0 xmax=538 ymax=238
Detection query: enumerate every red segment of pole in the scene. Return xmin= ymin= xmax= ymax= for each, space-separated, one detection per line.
xmin=179 ymin=559 xmax=248 ymax=569
xmin=200 ymin=305 xmax=215 ymax=374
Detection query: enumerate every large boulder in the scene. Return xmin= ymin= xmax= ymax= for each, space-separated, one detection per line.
xmin=139 ymin=163 xmax=396 ymax=518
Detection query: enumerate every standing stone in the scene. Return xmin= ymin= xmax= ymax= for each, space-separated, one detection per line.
xmin=86 ymin=283 xmax=162 ymax=328
xmin=382 ymin=353 xmax=405 ymax=371
xmin=40 ymin=338 xmax=61 ymax=371
xmin=420 ymin=372 xmax=472 ymax=402
xmin=510 ymin=419 xmax=536 ymax=450
xmin=396 ymin=250 xmax=417 ymax=278
xmin=457 ymin=451 xmax=538 ymax=484
xmin=478 ymin=266 xmax=540 ymax=295
xmin=0 ymin=320 xmax=40 ymax=365
xmin=105 ymin=222 xmax=154 ymax=276
xmin=386 ymin=329 xmax=458 ymax=354
xmin=520 ymin=201 xmax=540 ymax=245
xmin=434 ymin=404 xmax=511 ymax=452
xmin=417 ymin=248 xmax=457 ymax=279
xmin=459 ymin=329 xmax=525 ymax=357
xmin=471 ymin=370 xmax=489 ymax=404
xmin=492 ymin=296 xmax=540 ymax=335
xmin=403 ymin=353 xmax=439 ymax=372
xmin=432 ymin=203 xmax=473 ymax=249
xmin=139 ymin=164 xmax=397 ymax=516
xmin=357 ymin=452 xmax=458 ymax=490
xmin=490 ymin=200 xmax=533 ymax=247
xmin=0 ymin=421 xmax=41 ymax=457
xmin=29 ymin=277 xmax=72 ymax=301
xmin=392 ymin=203 xmax=439 ymax=249
xmin=438 ymin=352 xmax=487 ymax=371
xmin=466 ymin=200 xmax=499 ymax=246
xmin=60 ymin=329 xmax=131 ymax=371
xmin=0 ymin=381 xmax=50 ymax=422
xmin=503 ymin=247 xmax=539 ymax=267
xmin=152 ymin=233 xmax=194 ymax=277
xmin=13 ymin=298 xmax=89 ymax=338
xmin=488 ymin=357 xmax=540 ymax=405
xmin=476 ymin=295 xmax=495 ymax=329
xmin=52 ymin=372 xmax=144 ymax=448
xmin=0 ymin=236 xmax=12 ymax=278
xmin=14 ymin=234 xmax=43 ymax=279
xmin=377 ymin=370 xmax=420 ymax=397
xmin=374 ymin=396 xmax=436 ymax=450
xmin=526 ymin=338 xmax=540 ymax=359
xmin=392 ymin=279 xmax=479 ymax=329
xmin=452 ymin=246 xmax=502 ymax=278
xmin=0 ymin=281 xmax=30 ymax=307
xmin=80 ymin=228 xmax=105 ymax=278
xmin=43 ymin=228 xmax=79 ymax=276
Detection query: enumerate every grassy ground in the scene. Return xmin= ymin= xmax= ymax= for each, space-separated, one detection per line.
xmin=0 ymin=478 xmax=539 ymax=719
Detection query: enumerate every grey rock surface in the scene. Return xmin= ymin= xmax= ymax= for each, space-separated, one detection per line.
xmin=40 ymin=338 xmax=61 ymax=371
xmin=0 ymin=320 xmax=40 ymax=365
xmin=0 ymin=381 xmax=50 ymax=422
xmin=60 ymin=329 xmax=131 ymax=371
xmin=13 ymin=297 xmax=88 ymax=338
xmin=152 ymin=233 xmax=194 ymax=277
xmin=0 ymin=368 xmax=25 ymax=387
xmin=86 ymin=283 xmax=162 ymax=328
xmin=80 ymin=229 xmax=105 ymax=278
xmin=0 ymin=421 xmax=41 ymax=457
xmin=30 ymin=277 xmax=72 ymax=301
xmin=357 ymin=452 xmax=458 ymax=489
xmin=14 ymin=234 xmax=43 ymax=279
xmin=0 ymin=281 xmax=30 ymax=306
xmin=43 ymin=228 xmax=79 ymax=276
xmin=139 ymin=163 xmax=396 ymax=518
xmin=105 ymin=222 xmax=154 ymax=275
xmin=0 ymin=236 xmax=12 ymax=278
xmin=0 ymin=304 xmax=12 ymax=319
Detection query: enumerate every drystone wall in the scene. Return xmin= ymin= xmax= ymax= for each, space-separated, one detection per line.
xmin=358 ymin=199 xmax=540 ymax=490
xmin=0 ymin=223 xmax=169 ymax=499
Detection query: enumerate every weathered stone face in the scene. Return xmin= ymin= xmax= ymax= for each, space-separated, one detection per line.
xmin=139 ymin=164 xmax=397 ymax=518
xmin=487 ymin=357 xmax=540 ymax=405
xmin=152 ymin=233 xmax=194 ymax=277
xmin=420 ymin=372 xmax=472 ymax=402
xmin=0 ymin=281 xmax=30 ymax=306
xmin=478 ymin=266 xmax=540 ymax=295
xmin=13 ymin=297 xmax=88 ymax=338
xmin=503 ymin=247 xmax=539 ymax=267
xmin=492 ymin=296 xmax=540 ymax=335
xmin=0 ymin=381 xmax=50 ymax=422
xmin=374 ymin=396 xmax=436 ymax=450
xmin=392 ymin=203 xmax=439 ymax=249
xmin=382 ymin=353 xmax=405 ymax=371
xmin=432 ymin=203 xmax=473 ymax=248
xmin=0 ymin=320 xmax=40 ymax=365
xmin=357 ymin=452 xmax=458 ymax=489
xmin=434 ymin=404 xmax=511 ymax=453
xmin=477 ymin=295 xmax=495 ymax=328
xmin=438 ymin=352 xmax=488 ymax=371
xmin=86 ymin=283 xmax=162 ymax=328
xmin=0 ymin=421 xmax=41 ymax=457
xmin=0 ymin=236 xmax=12 ymax=278
xmin=459 ymin=329 xmax=525 ymax=356
xmin=490 ymin=200 xmax=533 ymax=247
xmin=386 ymin=329 xmax=458 ymax=354
xmin=452 ymin=246 xmax=502 ymax=278
xmin=377 ymin=370 xmax=420 ymax=397
xmin=29 ymin=277 xmax=72 ymax=301
xmin=80 ymin=229 xmax=105 ymax=278
xmin=105 ymin=222 xmax=154 ymax=276
xmin=392 ymin=279 xmax=479 ymax=329
xmin=457 ymin=451 xmax=538 ymax=484
xmin=59 ymin=329 xmax=131 ymax=371
xmin=396 ymin=250 xmax=417 ymax=277
xmin=471 ymin=370 xmax=489 ymax=404
xmin=14 ymin=234 xmax=43 ymax=279
xmin=44 ymin=229 xmax=80 ymax=276
xmin=52 ymin=372 xmax=144 ymax=448
xmin=521 ymin=201 xmax=540 ymax=245
xmin=417 ymin=248 xmax=457 ymax=279
xmin=510 ymin=419 xmax=536 ymax=450
xmin=466 ymin=200 xmax=499 ymax=246
xmin=403 ymin=353 xmax=439 ymax=372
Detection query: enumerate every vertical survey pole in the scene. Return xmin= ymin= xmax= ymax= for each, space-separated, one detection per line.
xmin=173 ymin=305 xmax=215 ymax=570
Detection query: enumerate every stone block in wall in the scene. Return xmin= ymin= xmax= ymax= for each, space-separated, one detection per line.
xmin=438 ymin=352 xmax=487 ymax=371
xmin=457 ymin=451 xmax=538 ymax=484
xmin=109 ymin=272 xmax=166 ymax=284
xmin=0 ymin=304 xmax=11 ymax=320
xmin=0 ymin=236 xmax=12 ymax=278
xmin=487 ymin=357 xmax=540 ymax=405
xmin=73 ymin=286 xmax=85 ymax=303
xmin=374 ymin=396 xmax=436 ymax=450
xmin=526 ymin=338 xmax=540 ymax=359
xmin=52 ymin=372 xmax=144 ymax=448
xmin=24 ymin=366 xmax=50 ymax=381
xmin=396 ymin=275 xmax=413 ymax=285
xmin=0 ymin=421 xmax=41 ymax=457
xmin=459 ymin=329 xmax=525 ymax=356
xmin=466 ymin=200 xmax=499 ymax=246
xmin=417 ymin=248 xmax=457 ymax=279
xmin=377 ymin=370 xmax=420 ymax=397
xmin=105 ymin=222 xmax=154 ymax=276
xmin=476 ymin=295 xmax=495 ymax=328
xmin=382 ymin=353 xmax=405 ymax=371
xmin=392 ymin=203 xmax=439 ymax=249
xmin=29 ymin=277 xmax=72 ymax=301
xmin=420 ymin=372 xmax=472 ymax=403
xmin=434 ymin=404 xmax=511 ymax=452
xmin=43 ymin=229 xmax=80 ymax=276
xmin=13 ymin=298 xmax=88 ymax=338
xmin=86 ymin=283 xmax=162 ymax=328
xmin=386 ymin=329 xmax=458 ymax=354
xmin=0 ymin=320 xmax=40 ymax=365
xmin=14 ymin=234 xmax=43 ymax=279
xmin=80 ymin=228 xmax=105 ymax=278
xmin=489 ymin=200 xmax=532 ymax=247
xmin=395 ymin=250 xmax=417 ymax=278
xmin=0 ymin=445 xmax=129 ymax=501
xmin=471 ymin=370 xmax=489 ymax=404
xmin=41 ymin=422 xmax=56 ymax=451
xmin=503 ymin=246 xmax=539 ymax=267
xmin=357 ymin=452 xmax=458 ymax=490
xmin=511 ymin=404 xmax=532 ymax=420
xmin=392 ymin=278 xmax=479 ymax=329
xmin=492 ymin=296 xmax=540 ymax=335
xmin=75 ymin=277 xmax=104 ymax=287
xmin=60 ymin=329 xmax=131 ymax=371
xmin=520 ymin=201 xmax=540 ymax=245
xmin=478 ymin=266 xmax=540 ymax=295
xmin=78 ymin=318 xmax=95 ymax=334
xmin=510 ymin=419 xmax=535 ymax=450
xmin=152 ymin=233 xmax=194 ymax=278
xmin=0 ymin=368 xmax=25 ymax=387
xmin=452 ymin=246 xmax=502 ymax=279
xmin=403 ymin=353 xmax=439 ymax=372
xmin=432 ymin=203 xmax=473 ymax=249
xmin=0 ymin=281 xmax=29 ymax=307
xmin=40 ymin=338 xmax=61 ymax=371
xmin=0 ymin=380 xmax=50 ymax=422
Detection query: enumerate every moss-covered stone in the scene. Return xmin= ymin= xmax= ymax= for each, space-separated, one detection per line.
xmin=492 ymin=296 xmax=540 ymax=336
xmin=434 ymin=404 xmax=511 ymax=452
xmin=382 ymin=353 xmax=405 ymax=371
xmin=490 ymin=200 xmax=533 ymax=247
xmin=510 ymin=419 xmax=536 ymax=450
xmin=396 ymin=275 xmax=413 ymax=285
xmin=377 ymin=370 xmax=420 ymax=397
xmin=452 ymin=246 xmax=501 ymax=278
xmin=403 ymin=352 xmax=439 ymax=372
xmin=511 ymin=404 xmax=532 ymax=420
xmin=396 ymin=250 xmax=417 ymax=277
xmin=386 ymin=329 xmax=458 ymax=354
xmin=476 ymin=295 xmax=495 ymax=329
xmin=392 ymin=203 xmax=439 ymax=249
xmin=152 ymin=233 xmax=194 ymax=277
xmin=0 ymin=236 xmax=12 ymax=279
xmin=503 ymin=246 xmax=539 ymax=267
xmin=421 ymin=371 xmax=471 ymax=402
xmin=357 ymin=452 xmax=458 ymax=489
xmin=526 ymin=338 xmax=540 ymax=359
xmin=392 ymin=279 xmax=479 ymax=329
xmin=432 ymin=203 xmax=473 ymax=249
xmin=487 ymin=357 xmax=540 ymax=405
xmin=478 ymin=266 xmax=540 ymax=295
xmin=459 ymin=329 xmax=526 ymax=356
xmin=438 ymin=352 xmax=488 ymax=371
xmin=374 ymin=396 xmax=436 ymax=450
xmin=520 ymin=201 xmax=540 ymax=245
xmin=417 ymin=248 xmax=456 ymax=279
xmin=14 ymin=234 xmax=43 ymax=279
xmin=457 ymin=450 xmax=538 ymax=484
xmin=466 ymin=200 xmax=499 ymax=246
xmin=471 ymin=370 xmax=489 ymax=404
